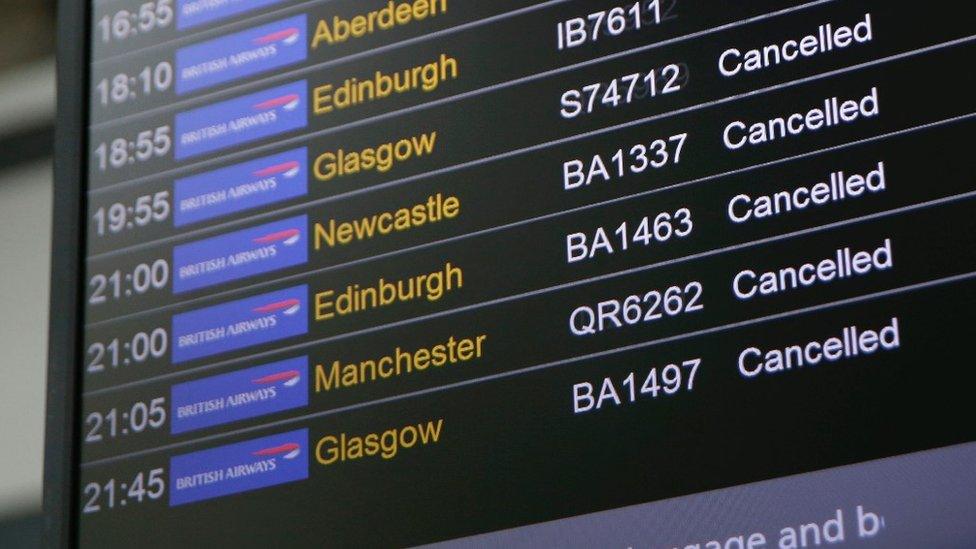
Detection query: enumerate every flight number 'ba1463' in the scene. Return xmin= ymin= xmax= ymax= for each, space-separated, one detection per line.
xmin=566 ymin=208 xmax=693 ymax=263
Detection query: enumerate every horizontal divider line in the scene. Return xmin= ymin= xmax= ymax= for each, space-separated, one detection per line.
xmin=80 ymin=269 xmax=976 ymax=468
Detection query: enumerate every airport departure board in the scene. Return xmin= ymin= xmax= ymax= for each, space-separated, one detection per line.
xmin=68 ymin=0 xmax=976 ymax=546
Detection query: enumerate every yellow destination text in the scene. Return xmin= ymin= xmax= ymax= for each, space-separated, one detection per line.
xmin=313 ymin=53 xmax=458 ymax=115
xmin=315 ymin=418 xmax=445 ymax=465
xmin=315 ymin=262 xmax=462 ymax=321
xmin=315 ymin=334 xmax=487 ymax=391
xmin=314 ymin=193 xmax=459 ymax=250
xmin=311 ymin=0 xmax=448 ymax=48
xmin=313 ymin=131 xmax=438 ymax=182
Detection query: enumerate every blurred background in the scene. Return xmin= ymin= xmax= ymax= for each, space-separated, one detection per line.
xmin=0 ymin=0 xmax=57 ymax=545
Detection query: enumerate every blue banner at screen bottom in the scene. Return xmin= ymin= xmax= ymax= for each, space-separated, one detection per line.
xmin=172 ymin=215 xmax=308 ymax=294
xmin=169 ymin=429 xmax=309 ymax=506
xmin=177 ymin=0 xmax=287 ymax=30
xmin=173 ymin=147 xmax=308 ymax=227
xmin=176 ymin=14 xmax=307 ymax=95
xmin=171 ymin=285 xmax=308 ymax=363
xmin=175 ymin=80 xmax=307 ymax=160
xmin=171 ymin=356 xmax=309 ymax=434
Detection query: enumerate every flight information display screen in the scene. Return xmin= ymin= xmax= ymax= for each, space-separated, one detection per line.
xmin=73 ymin=0 xmax=976 ymax=546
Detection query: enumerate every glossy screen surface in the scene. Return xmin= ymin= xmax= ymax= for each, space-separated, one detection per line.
xmin=76 ymin=1 xmax=976 ymax=546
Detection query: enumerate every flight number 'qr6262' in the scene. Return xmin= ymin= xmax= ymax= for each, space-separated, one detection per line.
xmin=570 ymin=281 xmax=704 ymax=336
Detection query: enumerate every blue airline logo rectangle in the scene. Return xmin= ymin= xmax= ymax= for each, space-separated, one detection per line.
xmin=172 ymin=215 xmax=308 ymax=294
xmin=173 ymin=148 xmax=308 ymax=227
xmin=170 ymin=356 xmax=308 ymax=434
xmin=175 ymin=80 xmax=307 ymax=160
xmin=176 ymin=15 xmax=307 ymax=95
xmin=171 ymin=285 xmax=308 ymax=363
xmin=177 ymin=0 xmax=287 ymax=30
xmin=169 ymin=429 xmax=309 ymax=506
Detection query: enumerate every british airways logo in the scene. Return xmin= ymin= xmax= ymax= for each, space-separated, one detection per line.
xmin=171 ymin=285 xmax=309 ymax=363
xmin=253 ymin=369 xmax=302 ymax=387
xmin=254 ymin=93 xmax=302 ymax=112
xmin=254 ymin=159 xmax=301 ymax=179
xmin=177 ymin=0 xmax=287 ymax=30
xmin=171 ymin=357 xmax=309 ymax=434
xmin=254 ymin=298 xmax=302 ymax=316
xmin=253 ymin=228 xmax=301 ymax=246
xmin=172 ymin=216 xmax=308 ymax=294
xmin=253 ymin=442 xmax=302 ymax=460
xmin=175 ymin=80 xmax=308 ymax=160
xmin=175 ymin=15 xmax=307 ymax=95
xmin=253 ymin=27 xmax=301 ymax=46
xmin=170 ymin=428 xmax=309 ymax=506
xmin=173 ymin=148 xmax=308 ymax=227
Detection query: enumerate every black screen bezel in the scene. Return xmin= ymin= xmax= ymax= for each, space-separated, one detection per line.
xmin=43 ymin=0 xmax=88 ymax=546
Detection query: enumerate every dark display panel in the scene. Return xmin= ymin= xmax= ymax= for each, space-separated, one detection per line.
xmin=71 ymin=0 xmax=975 ymax=546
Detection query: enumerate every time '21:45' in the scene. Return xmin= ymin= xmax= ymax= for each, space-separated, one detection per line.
xmin=82 ymin=469 xmax=165 ymax=514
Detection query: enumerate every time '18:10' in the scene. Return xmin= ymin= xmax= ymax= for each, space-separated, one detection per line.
xmin=95 ymin=62 xmax=173 ymax=107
